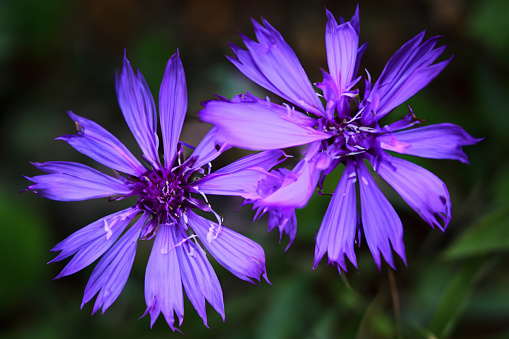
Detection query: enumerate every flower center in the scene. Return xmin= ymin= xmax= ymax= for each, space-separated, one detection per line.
xmin=321 ymin=117 xmax=379 ymax=159
xmin=133 ymin=168 xmax=191 ymax=223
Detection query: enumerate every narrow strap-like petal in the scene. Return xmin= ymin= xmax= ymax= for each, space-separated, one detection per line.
xmin=260 ymin=156 xmax=321 ymax=209
xmin=213 ymin=149 xmax=285 ymax=175
xmin=200 ymin=95 xmax=328 ymax=150
xmin=194 ymin=150 xmax=286 ymax=199
xmin=173 ymin=225 xmax=225 ymax=326
xmin=27 ymin=161 xmax=131 ymax=201
xmin=57 ymin=112 xmax=145 ymax=176
xmin=143 ymin=223 xmax=184 ymax=330
xmin=228 ymin=19 xmax=325 ymax=116
xmin=194 ymin=168 xmax=269 ymax=200
xmin=82 ymin=213 xmax=148 ymax=314
xmin=357 ymin=161 xmax=406 ymax=269
xmin=160 ymin=52 xmax=188 ymax=168
xmin=116 ymin=53 xmax=160 ymax=168
xmin=314 ymin=161 xmax=358 ymax=272
xmin=267 ymin=207 xmax=297 ymax=251
xmin=374 ymin=155 xmax=451 ymax=230
xmin=50 ymin=207 xmax=139 ymax=278
xmin=363 ymin=33 xmax=451 ymax=123
xmin=379 ymin=123 xmax=482 ymax=163
xmin=187 ymin=212 xmax=268 ymax=283
xmin=188 ymin=127 xmax=230 ymax=170
xmin=325 ymin=8 xmax=359 ymax=97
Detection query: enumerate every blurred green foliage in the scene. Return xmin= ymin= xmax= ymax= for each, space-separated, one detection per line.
xmin=2 ymin=0 xmax=509 ymax=338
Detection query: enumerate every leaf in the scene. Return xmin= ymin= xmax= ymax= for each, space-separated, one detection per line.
xmin=444 ymin=203 xmax=509 ymax=259
xmin=428 ymin=258 xmax=487 ymax=338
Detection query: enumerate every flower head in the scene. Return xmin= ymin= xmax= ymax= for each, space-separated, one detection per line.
xmin=199 ymin=6 xmax=481 ymax=272
xmin=25 ymin=52 xmax=279 ymax=330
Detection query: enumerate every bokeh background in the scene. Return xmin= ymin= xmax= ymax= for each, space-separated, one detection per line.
xmin=2 ymin=0 xmax=508 ymax=338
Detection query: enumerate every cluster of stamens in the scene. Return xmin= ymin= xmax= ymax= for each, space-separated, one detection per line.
xmin=320 ymin=116 xmax=379 ymax=160
xmin=132 ymin=168 xmax=191 ymax=224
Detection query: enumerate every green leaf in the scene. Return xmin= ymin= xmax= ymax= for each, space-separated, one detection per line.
xmin=428 ymin=259 xmax=486 ymax=338
xmin=444 ymin=203 xmax=509 ymax=259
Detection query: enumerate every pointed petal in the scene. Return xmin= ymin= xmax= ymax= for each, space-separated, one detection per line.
xmin=188 ymin=212 xmax=268 ymax=283
xmin=160 ymin=52 xmax=188 ymax=168
xmin=314 ymin=161 xmax=357 ymax=272
xmin=173 ymin=224 xmax=225 ymax=326
xmin=325 ymin=8 xmax=359 ymax=95
xmin=374 ymin=155 xmax=451 ymax=230
xmin=267 ymin=207 xmax=297 ymax=250
xmin=214 ymin=149 xmax=286 ymax=175
xmin=57 ymin=112 xmax=145 ymax=176
xmin=82 ymin=213 xmax=148 ymax=314
xmin=200 ymin=94 xmax=328 ymax=150
xmin=379 ymin=123 xmax=482 ymax=163
xmin=357 ymin=161 xmax=406 ymax=269
xmin=229 ymin=19 xmax=325 ymax=116
xmin=27 ymin=161 xmax=131 ymax=201
xmin=143 ymin=223 xmax=184 ymax=330
xmin=365 ymin=34 xmax=451 ymax=122
xmin=116 ymin=53 xmax=160 ymax=167
xmin=195 ymin=168 xmax=268 ymax=199
xmin=260 ymin=156 xmax=321 ymax=209
xmin=51 ymin=207 xmax=139 ymax=278
xmin=188 ymin=127 xmax=230 ymax=170
xmin=194 ymin=150 xmax=286 ymax=199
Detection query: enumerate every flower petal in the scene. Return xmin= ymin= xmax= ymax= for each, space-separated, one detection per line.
xmin=188 ymin=127 xmax=230 ymax=170
xmin=314 ymin=161 xmax=358 ymax=272
xmin=27 ymin=161 xmax=131 ymax=201
xmin=374 ymin=155 xmax=451 ymax=230
xmin=143 ymin=223 xmax=184 ymax=330
xmin=187 ymin=212 xmax=268 ymax=283
xmin=57 ymin=112 xmax=145 ymax=176
xmin=260 ymin=156 xmax=321 ymax=209
xmin=200 ymin=94 xmax=328 ymax=151
xmin=229 ymin=19 xmax=324 ymax=116
xmin=173 ymin=223 xmax=225 ymax=326
xmin=82 ymin=213 xmax=148 ymax=314
xmin=116 ymin=53 xmax=160 ymax=168
xmin=364 ymin=33 xmax=451 ymax=123
xmin=51 ymin=207 xmax=139 ymax=278
xmin=214 ymin=149 xmax=286 ymax=175
xmin=267 ymin=207 xmax=297 ymax=251
xmin=194 ymin=150 xmax=286 ymax=199
xmin=379 ymin=123 xmax=482 ymax=163
xmin=357 ymin=161 xmax=406 ymax=269
xmin=160 ymin=52 xmax=188 ymax=168
xmin=325 ymin=8 xmax=359 ymax=96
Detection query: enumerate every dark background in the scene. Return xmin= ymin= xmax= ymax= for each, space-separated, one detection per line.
xmin=2 ymin=0 xmax=508 ymax=338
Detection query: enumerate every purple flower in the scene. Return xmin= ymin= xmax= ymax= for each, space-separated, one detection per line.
xmin=25 ymin=52 xmax=280 ymax=330
xmin=199 ymin=6 xmax=481 ymax=272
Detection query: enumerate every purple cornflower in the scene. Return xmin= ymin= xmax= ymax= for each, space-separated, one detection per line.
xmin=199 ymin=6 xmax=481 ymax=272
xmin=25 ymin=52 xmax=280 ymax=330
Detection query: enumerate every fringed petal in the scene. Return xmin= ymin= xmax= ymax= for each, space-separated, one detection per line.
xmin=379 ymin=123 xmax=482 ymax=163
xmin=314 ymin=161 xmax=358 ymax=272
xmin=116 ymin=52 xmax=160 ymax=168
xmin=228 ymin=18 xmax=325 ymax=116
xmin=51 ymin=207 xmax=139 ymax=278
xmin=160 ymin=52 xmax=188 ymax=168
xmin=57 ymin=112 xmax=145 ymax=176
xmin=200 ymin=94 xmax=328 ymax=151
xmin=82 ymin=213 xmax=148 ymax=314
xmin=374 ymin=155 xmax=451 ymax=230
xmin=357 ymin=161 xmax=406 ymax=269
xmin=27 ymin=161 xmax=131 ymax=201
xmin=188 ymin=212 xmax=268 ymax=283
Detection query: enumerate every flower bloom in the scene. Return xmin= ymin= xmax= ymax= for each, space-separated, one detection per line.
xmin=25 ymin=52 xmax=280 ymax=330
xmin=199 ymin=6 xmax=481 ymax=272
